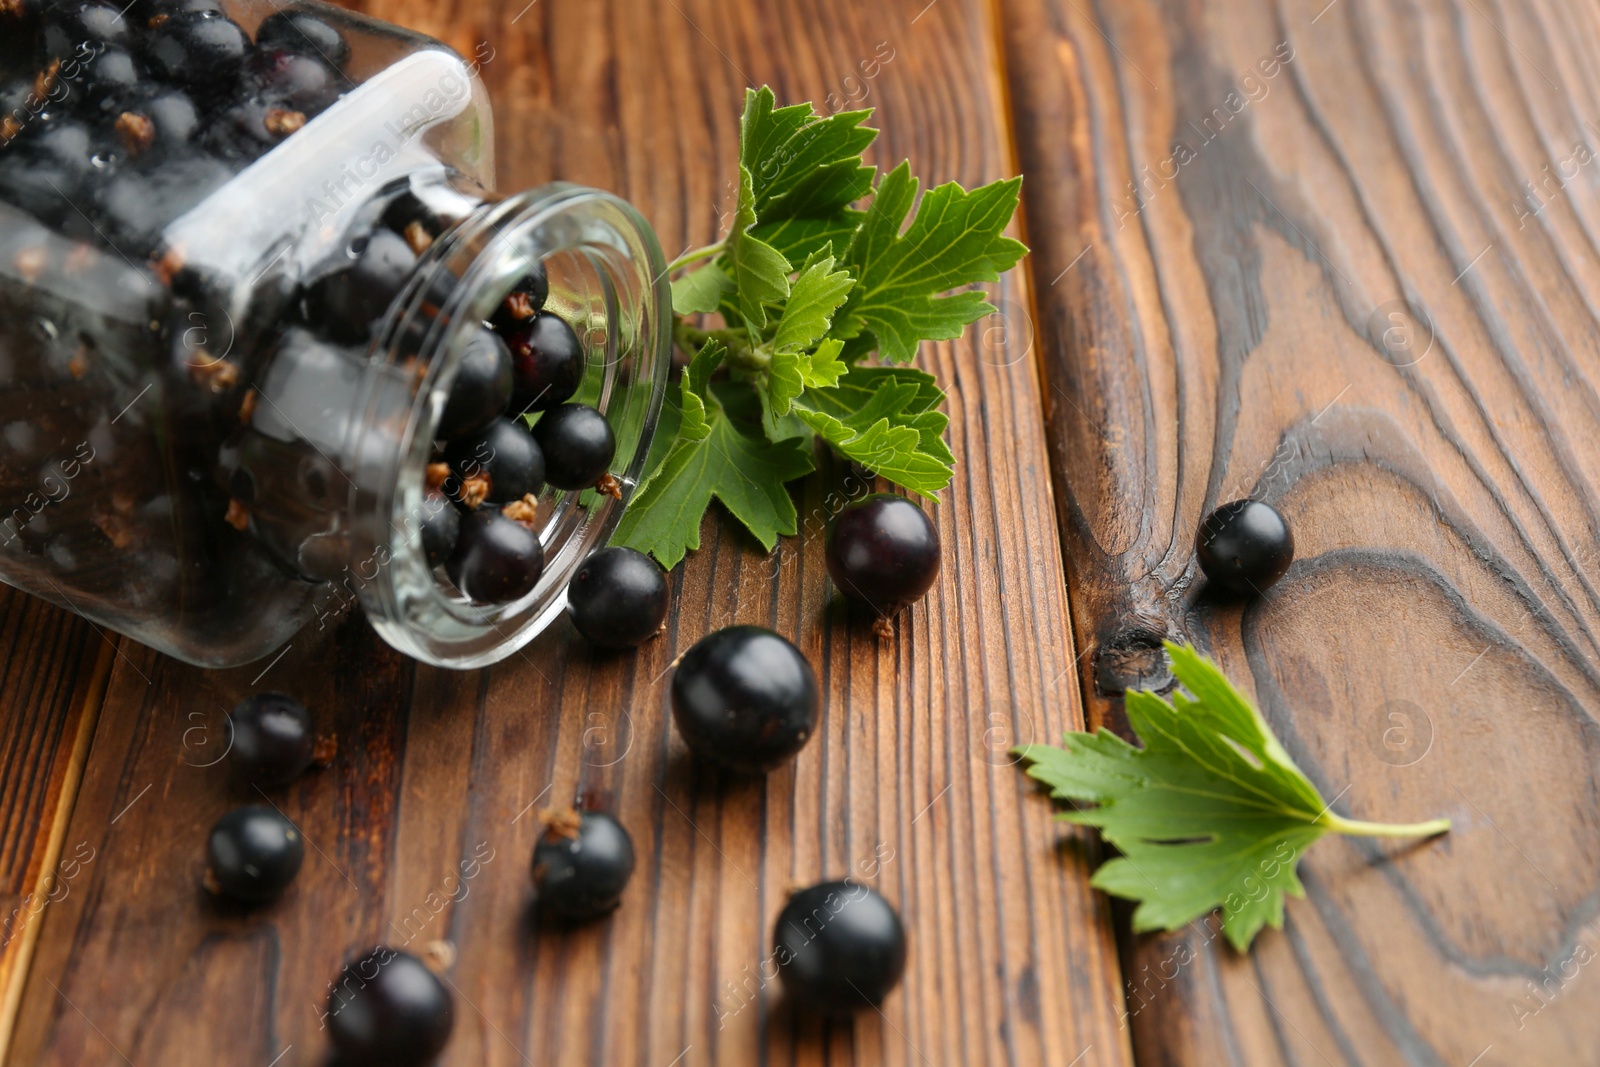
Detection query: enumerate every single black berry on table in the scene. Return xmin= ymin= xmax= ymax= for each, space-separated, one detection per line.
xmin=774 ymin=880 xmax=907 ymax=1015
xmin=503 ymin=311 xmax=582 ymax=412
xmin=670 ymin=625 xmax=818 ymax=774
xmin=531 ymin=808 xmax=635 ymax=922
xmin=490 ymin=268 xmax=549 ymax=331
xmin=566 ymin=546 xmax=667 ymax=649
xmin=308 ymin=228 xmax=417 ymax=343
xmin=443 ymin=417 xmax=544 ymax=504
xmin=326 ymin=948 xmax=453 ymax=1067
xmin=531 ymin=403 xmax=614 ymax=491
xmin=255 ymin=10 xmax=350 ymax=68
xmin=204 ymin=804 xmax=304 ymax=904
xmin=1195 ymin=499 xmax=1293 ymax=595
xmin=227 ymin=691 xmax=315 ymax=787
xmin=142 ymin=12 xmax=252 ymax=91
xmin=436 ymin=326 xmax=512 ymax=439
xmin=446 ymin=508 xmax=544 ymax=603
xmin=417 ymin=490 xmax=459 ymax=568
xmin=826 ymin=494 xmax=940 ymax=620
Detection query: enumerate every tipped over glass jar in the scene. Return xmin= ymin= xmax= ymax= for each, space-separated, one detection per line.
xmin=0 ymin=0 xmax=671 ymax=668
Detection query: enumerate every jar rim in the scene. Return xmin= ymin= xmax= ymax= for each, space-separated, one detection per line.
xmin=346 ymin=181 xmax=671 ymax=669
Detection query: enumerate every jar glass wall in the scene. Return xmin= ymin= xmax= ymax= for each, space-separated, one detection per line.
xmin=0 ymin=0 xmax=671 ymax=667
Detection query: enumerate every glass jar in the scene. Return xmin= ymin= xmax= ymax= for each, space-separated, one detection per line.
xmin=0 ymin=0 xmax=671 ymax=668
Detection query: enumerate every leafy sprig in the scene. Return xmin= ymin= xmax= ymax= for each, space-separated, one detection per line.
xmin=617 ymin=87 xmax=1027 ymax=568
xmin=1017 ymin=643 xmax=1450 ymax=951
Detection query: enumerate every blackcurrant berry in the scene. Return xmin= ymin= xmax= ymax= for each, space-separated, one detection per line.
xmin=246 ymin=47 xmax=344 ymax=114
xmin=308 ymin=228 xmax=417 ymax=344
xmin=1195 ymin=499 xmax=1293 ymax=594
xmin=417 ymin=490 xmax=459 ymax=567
xmin=129 ymin=85 xmax=199 ymax=150
xmin=443 ymin=417 xmax=544 ymax=504
xmin=531 ymin=808 xmax=635 ymax=922
xmin=227 ymin=691 xmax=315 ymax=787
xmin=204 ymin=804 xmax=304 ymax=903
xmin=503 ymin=311 xmax=582 ymax=413
xmin=825 ymin=494 xmax=940 ymax=617
xmin=446 ymin=508 xmax=544 ymax=603
xmin=255 ymin=10 xmax=350 ymax=68
xmin=774 ymin=880 xmax=907 ymax=1015
xmin=531 ymin=403 xmax=614 ymax=491
xmin=489 ymin=268 xmax=549 ymax=331
xmin=326 ymin=948 xmax=454 ymax=1067
xmin=566 ymin=546 xmax=667 ymax=649
xmin=670 ymin=626 xmax=817 ymax=774
xmin=78 ymin=46 xmax=144 ymax=113
xmin=142 ymin=12 xmax=252 ymax=91
xmin=43 ymin=1 xmax=130 ymax=56
xmin=437 ymin=326 xmax=512 ymax=439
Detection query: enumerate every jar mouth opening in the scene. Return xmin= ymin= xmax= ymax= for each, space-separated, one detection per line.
xmin=347 ymin=181 xmax=671 ymax=669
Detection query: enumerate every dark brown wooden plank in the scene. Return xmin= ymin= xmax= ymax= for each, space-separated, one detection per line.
xmin=6 ymin=0 xmax=1132 ymax=1064
xmin=0 ymin=592 xmax=111 ymax=1064
xmin=1001 ymin=0 xmax=1600 ymax=1061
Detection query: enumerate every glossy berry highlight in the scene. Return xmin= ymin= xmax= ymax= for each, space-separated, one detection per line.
xmin=531 ymin=403 xmax=615 ymax=490
xmin=1195 ymin=499 xmax=1294 ymax=595
xmin=531 ymin=808 xmax=635 ymax=922
xmin=671 ymin=626 xmax=818 ymax=774
xmin=565 ymin=546 xmax=668 ymax=649
xmin=446 ymin=508 xmax=544 ymax=604
xmin=774 ymin=880 xmax=907 ymax=1015
xmin=226 ymin=691 xmax=315 ymax=787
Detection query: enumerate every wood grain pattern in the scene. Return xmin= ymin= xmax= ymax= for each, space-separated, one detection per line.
xmin=1000 ymin=0 xmax=1600 ymax=1062
xmin=0 ymin=593 xmax=111 ymax=1065
xmin=3 ymin=1 xmax=1132 ymax=1065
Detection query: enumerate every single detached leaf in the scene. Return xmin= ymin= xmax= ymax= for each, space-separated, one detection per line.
xmin=613 ymin=340 xmax=814 ymax=568
xmin=834 ymin=163 xmax=1028 ymax=364
xmin=1016 ymin=643 xmax=1451 ymax=952
xmin=671 ymin=263 xmax=734 ymax=316
xmin=772 ymin=252 xmax=856 ymax=355
xmin=724 ymin=164 xmax=792 ymax=329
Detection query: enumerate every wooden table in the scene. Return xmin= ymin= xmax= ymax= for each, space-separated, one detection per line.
xmin=2 ymin=0 xmax=1596 ymax=1063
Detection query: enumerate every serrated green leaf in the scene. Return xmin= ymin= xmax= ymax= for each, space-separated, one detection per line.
xmin=834 ymin=163 xmax=1028 ymax=364
xmin=612 ymin=340 xmax=814 ymax=568
xmin=725 ymin=164 xmax=791 ymax=329
xmin=767 ymin=338 xmax=847 ymax=424
xmin=739 ymin=87 xmax=877 ymax=221
xmin=793 ymin=371 xmax=954 ymax=496
xmin=1016 ymin=643 xmax=1450 ymax=952
xmin=671 ymin=263 xmax=734 ymax=316
xmin=752 ymin=213 xmax=866 ymax=264
xmin=773 ymin=253 xmax=855 ymax=354
xmin=803 ymin=366 xmax=952 ymax=468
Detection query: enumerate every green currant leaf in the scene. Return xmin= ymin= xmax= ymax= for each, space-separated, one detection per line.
xmin=752 ymin=213 xmax=866 ymax=265
xmin=793 ymin=370 xmax=954 ymax=496
xmin=739 ymin=87 xmax=877 ymax=221
xmin=772 ymin=252 xmax=855 ymax=355
xmin=802 ymin=366 xmax=952 ymax=468
xmin=613 ymin=340 xmax=814 ymax=568
xmin=834 ymin=163 xmax=1028 ymax=364
xmin=671 ymin=263 xmax=734 ymax=316
xmin=725 ymin=164 xmax=792 ymax=329
xmin=1016 ymin=643 xmax=1451 ymax=952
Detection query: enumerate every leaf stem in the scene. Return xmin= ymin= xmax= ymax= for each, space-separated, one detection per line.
xmin=673 ymin=317 xmax=756 ymax=366
xmin=1318 ymin=813 xmax=1451 ymax=838
xmin=666 ymin=240 xmax=726 ymax=275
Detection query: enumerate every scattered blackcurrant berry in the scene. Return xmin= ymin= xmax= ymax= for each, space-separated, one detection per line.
xmin=826 ymin=494 xmax=940 ymax=622
xmin=326 ymin=948 xmax=454 ymax=1067
xmin=309 ymin=228 xmax=417 ymax=343
xmin=227 ymin=691 xmax=315 ymax=787
xmin=670 ymin=626 xmax=817 ymax=774
xmin=504 ymin=311 xmax=582 ymax=412
xmin=443 ymin=417 xmax=544 ymax=504
xmin=142 ymin=12 xmax=252 ymax=91
xmin=436 ymin=326 xmax=512 ymax=439
xmin=566 ymin=546 xmax=667 ymax=649
xmin=417 ymin=490 xmax=459 ymax=568
xmin=255 ymin=10 xmax=350 ymax=68
xmin=531 ymin=808 xmax=635 ymax=922
xmin=774 ymin=880 xmax=907 ymax=1015
xmin=531 ymin=403 xmax=614 ymax=491
xmin=1195 ymin=499 xmax=1293 ymax=594
xmin=204 ymin=804 xmax=304 ymax=904
xmin=446 ymin=508 xmax=544 ymax=603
